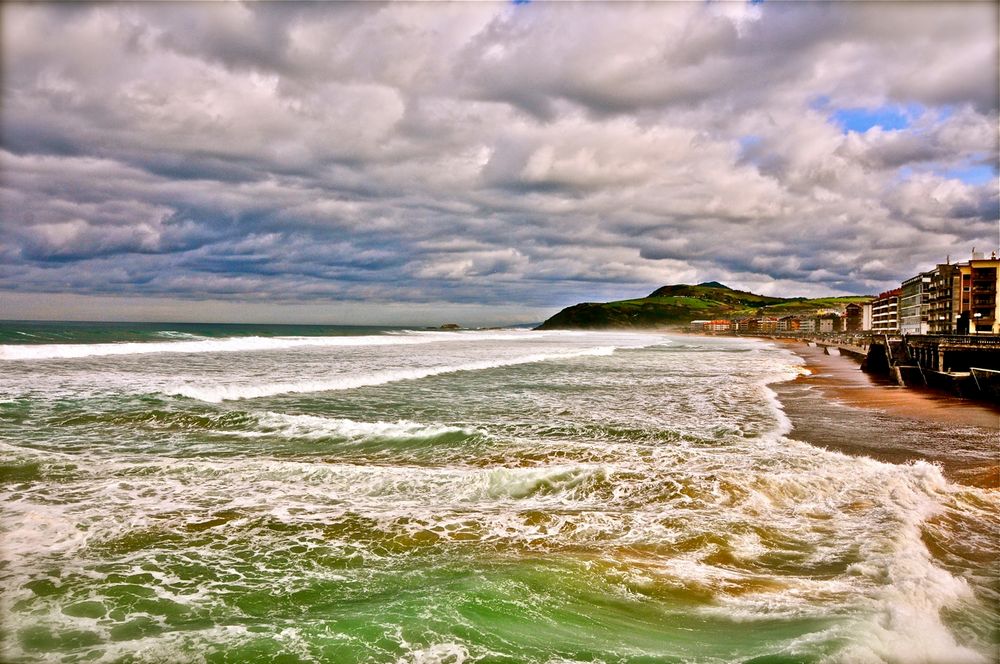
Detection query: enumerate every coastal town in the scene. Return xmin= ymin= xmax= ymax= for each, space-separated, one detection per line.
xmin=686 ymin=250 xmax=1000 ymax=402
xmin=690 ymin=250 xmax=1000 ymax=337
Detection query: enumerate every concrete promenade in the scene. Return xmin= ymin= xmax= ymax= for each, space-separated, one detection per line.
xmin=764 ymin=333 xmax=1000 ymax=401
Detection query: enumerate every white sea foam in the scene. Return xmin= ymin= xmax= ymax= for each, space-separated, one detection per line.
xmin=0 ymin=329 xmax=543 ymax=361
xmin=2 ymin=435 xmax=994 ymax=661
xmin=831 ymin=461 xmax=987 ymax=664
xmin=251 ymin=412 xmax=475 ymax=441
xmin=0 ymin=501 xmax=92 ymax=568
xmin=2 ymin=332 xmax=995 ymax=662
xmin=165 ymin=346 xmax=618 ymax=402
xmin=153 ymin=331 xmax=206 ymax=340
xmin=0 ymin=335 xmax=401 ymax=360
xmin=714 ymin=452 xmax=989 ymax=664
xmin=398 ymin=642 xmax=469 ymax=664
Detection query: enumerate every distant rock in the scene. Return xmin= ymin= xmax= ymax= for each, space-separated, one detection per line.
xmin=438 ymin=323 xmax=462 ymax=330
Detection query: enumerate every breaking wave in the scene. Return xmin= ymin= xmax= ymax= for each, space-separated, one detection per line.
xmin=0 ymin=330 xmax=540 ymax=361
xmin=165 ymin=346 xmax=618 ymax=402
xmin=250 ymin=412 xmax=477 ymax=443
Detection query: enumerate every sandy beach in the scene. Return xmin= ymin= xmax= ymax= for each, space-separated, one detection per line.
xmin=771 ymin=337 xmax=999 ymax=488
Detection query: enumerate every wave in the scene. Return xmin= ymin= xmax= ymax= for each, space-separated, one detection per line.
xmin=832 ymin=461 xmax=987 ymax=664
xmin=251 ymin=412 xmax=476 ymax=443
xmin=55 ymin=408 xmax=260 ymax=432
xmin=153 ymin=331 xmax=207 ymax=340
xmin=0 ymin=330 xmax=541 ymax=361
xmin=166 ymin=346 xmax=618 ymax=402
xmin=51 ymin=407 xmax=473 ymax=447
xmin=0 ymin=334 xmax=454 ymax=361
xmin=749 ymin=347 xmax=983 ymax=652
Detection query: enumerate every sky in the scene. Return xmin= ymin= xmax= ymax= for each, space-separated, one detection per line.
xmin=1 ymin=2 xmax=998 ymax=325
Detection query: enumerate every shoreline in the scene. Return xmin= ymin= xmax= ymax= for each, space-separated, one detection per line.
xmin=772 ymin=337 xmax=1000 ymax=428
xmin=767 ymin=337 xmax=999 ymax=489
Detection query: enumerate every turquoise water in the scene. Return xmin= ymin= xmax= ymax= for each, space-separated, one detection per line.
xmin=0 ymin=321 xmax=410 ymax=346
xmin=1 ymin=323 xmax=997 ymax=663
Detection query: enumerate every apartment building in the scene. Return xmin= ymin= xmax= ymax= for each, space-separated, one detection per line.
xmin=926 ymin=263 xmax=961 ymax=334
xmin=958 ymin=256 xmax=1000 ymax=334
xmin=777 ymin=315 xmax=800 ymax=332
xmin=912 ymin=252 xmax=1000 ymax=335
xmin=871 ymin=289 xmax=900 ymax=333
xmin=844 ymin=303 xmax=865 ymax=332
xmin=899 ymin=273 xmax=931 ymax=334
xmin=816 ymin=313 xmax=841 ymax=333
xmin=704 ymin=320 xmax=732 ymax=332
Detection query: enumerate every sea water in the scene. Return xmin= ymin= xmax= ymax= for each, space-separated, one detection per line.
xmin=0 ymin=322 xmax=997 ymax=663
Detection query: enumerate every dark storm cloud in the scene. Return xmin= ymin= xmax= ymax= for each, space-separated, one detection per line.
xmin=1 ymin=1 xmax=997 ymax=322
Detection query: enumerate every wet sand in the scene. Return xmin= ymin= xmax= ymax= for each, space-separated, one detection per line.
xmin=775 ymin=338 xmax=1000 ymax=428
xmin=770 ymin=338 xmax=999 ymax=488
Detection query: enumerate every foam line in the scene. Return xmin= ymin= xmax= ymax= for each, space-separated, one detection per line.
xmin=250 ymin=412 xmax=475 ymax=441
xmin=166 ymin=346 xmax=618 ymax=402
xmin=0 ymin=330 xmax=540 ymax=361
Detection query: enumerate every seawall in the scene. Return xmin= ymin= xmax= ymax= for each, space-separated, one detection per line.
xmin=720 ymin=332 xmax=1000 ymax=404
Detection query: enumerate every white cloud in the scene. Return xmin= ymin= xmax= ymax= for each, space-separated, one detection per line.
xmin=0 ymin=2 xmax=997 ymax=323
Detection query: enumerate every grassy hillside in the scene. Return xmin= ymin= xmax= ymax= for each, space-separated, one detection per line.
xmin=535 ymin=282 xmax=871 ymax=330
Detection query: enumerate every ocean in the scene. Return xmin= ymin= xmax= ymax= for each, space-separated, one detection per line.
xmin=1 ymin=321 xmax=997 ymax=663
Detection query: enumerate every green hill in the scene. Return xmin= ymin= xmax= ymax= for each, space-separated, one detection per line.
xmin=535 ymin=282 xmax=871 ymax=330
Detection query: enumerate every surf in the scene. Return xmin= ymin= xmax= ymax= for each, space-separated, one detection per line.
xmin=0 ymin=329 xmax=545 ymax=361
xmin=164 ymin=346 xmax=620 ymax=402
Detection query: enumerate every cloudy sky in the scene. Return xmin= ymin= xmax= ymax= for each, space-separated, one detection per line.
xmin=1 ymin=2 xmax=998 ymax=325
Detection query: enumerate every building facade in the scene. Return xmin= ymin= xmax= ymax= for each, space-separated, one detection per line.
xmin=926 ymin=263 xmax=961 ymax=334
xmin=704 ymin=320 xmax=731 ymax=332
xmin=899 ymin=273 xmax=931 ymax=334
xmin=959 ymin=258 xmax=1000 ymax=334
xmin=777 ymin=315 xmax=800 ymax=332
xmin=844 ymin=303 xmax=864 ymax=332
xmin=871 ymin=289 xmax=900 ymax=333
xmin=816 ymin=313 xmax=840 ymax=334
xmin=757 ymin=317 xmax=779 ymax=334
xmin=900 ymin=253 xmax=1000 ymax=335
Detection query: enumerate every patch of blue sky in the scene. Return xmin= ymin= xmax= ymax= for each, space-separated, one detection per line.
xmin=939 ymin=163 xmax=997 ymax=186
xmin=896 ymin=162 xmax=997 ymax=186
xmin=736 ymin=135 xmax=763 ymax=164
xmin=831 ymin=103 xmax=925 ymax=134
